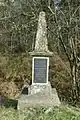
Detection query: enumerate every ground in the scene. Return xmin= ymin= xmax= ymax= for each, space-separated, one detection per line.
xmin=0 ymin=105 xmax=80 ymax=120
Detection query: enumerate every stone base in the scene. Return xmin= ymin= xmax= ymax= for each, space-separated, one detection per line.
xmin=17 ymin=82 xmax=60 ymax=110
xmin=28 ymin=82 xmax=52 ymax=96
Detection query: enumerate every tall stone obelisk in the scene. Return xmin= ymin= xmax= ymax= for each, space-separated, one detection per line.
xmin=35 ymin=11 xmax=48 ymax=52
xmin=30 ymin=11 xmax=52 ymax=56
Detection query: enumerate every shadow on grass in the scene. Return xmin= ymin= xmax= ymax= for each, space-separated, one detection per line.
xmin=0 ymin=96 xmax=18 ymax=109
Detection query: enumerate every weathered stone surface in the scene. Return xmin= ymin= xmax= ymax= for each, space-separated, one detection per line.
xmin=30 ymin=51 xmax=53 ymax=56
xmin=17 ymin=82 xmax=60 ymax=110
xmin=35 ymin=11 xmax=48 ymax=52
xmin=28 ymin=82 xmax=52 ymax=95
xmin=29 ymin=11 xmax=53 ymax=56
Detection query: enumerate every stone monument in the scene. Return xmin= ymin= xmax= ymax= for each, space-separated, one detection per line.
xmin=17 ymin=11 xmax=60 ymax=110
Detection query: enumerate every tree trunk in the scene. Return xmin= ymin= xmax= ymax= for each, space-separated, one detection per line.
xmin=71 ymin=59 xmax=79 ymax=102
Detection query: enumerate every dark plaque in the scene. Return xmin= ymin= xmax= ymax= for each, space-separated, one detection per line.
xmin=34 ymin=58 xmax=48 ymax=83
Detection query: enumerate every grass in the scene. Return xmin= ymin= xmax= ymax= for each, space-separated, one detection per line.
xmin=0 ymin=105 xmax=80 ymax=120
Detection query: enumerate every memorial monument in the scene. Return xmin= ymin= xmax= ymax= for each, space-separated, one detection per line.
xmin=18 ymin=11 xmax=60 ymax=110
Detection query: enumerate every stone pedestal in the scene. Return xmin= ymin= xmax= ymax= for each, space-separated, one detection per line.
xmin=28 ymin=82 xmax=52 ymax=95
xmin=17 ymin=82 xmax=60 ymax=110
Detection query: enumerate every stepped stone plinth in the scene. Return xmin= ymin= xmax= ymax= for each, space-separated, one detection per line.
xmin=18 ymin=82 xmax=60 ymax=109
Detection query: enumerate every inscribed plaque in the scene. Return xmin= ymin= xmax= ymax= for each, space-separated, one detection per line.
xmin=33 ymin=58 xmax=48 ymax=83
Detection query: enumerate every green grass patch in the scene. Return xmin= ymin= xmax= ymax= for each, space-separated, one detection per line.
xmin=0 ymin=105 xmax=80 ymax=120
xmin=3 ymin=98 xmax=18 ymax=109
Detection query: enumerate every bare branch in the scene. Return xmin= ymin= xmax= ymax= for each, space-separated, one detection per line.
xmin=48 ymin=6 xmax=55 ymax=15
xmin=0 ymin=13 xmax=22 ymax=21
xmin=72 ymin=5 xmax=80 ymax=18
xmin=59 ymin=10 xmax=69 ymax=27
xmin=48 ymin=5 xmax=71 ymax=64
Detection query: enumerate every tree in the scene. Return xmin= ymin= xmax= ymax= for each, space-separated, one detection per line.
xmin=48 ymin=0 xmax=80 ymax=101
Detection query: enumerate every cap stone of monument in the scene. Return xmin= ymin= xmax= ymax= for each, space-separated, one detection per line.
xmin=17 ymin=11 xmax=60 ymax=110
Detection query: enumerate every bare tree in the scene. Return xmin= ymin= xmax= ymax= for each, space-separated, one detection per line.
xmin=48 ymin=0 xmax=80 ymax=101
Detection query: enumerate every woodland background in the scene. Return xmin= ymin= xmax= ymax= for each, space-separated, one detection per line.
xmin=0 ymin=0 xmax=80 ymax=106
